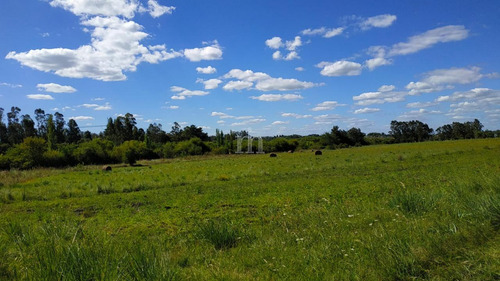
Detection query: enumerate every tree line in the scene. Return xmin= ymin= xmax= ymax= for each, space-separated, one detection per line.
xmin=0 ymin=106 xmax=498 ymax=170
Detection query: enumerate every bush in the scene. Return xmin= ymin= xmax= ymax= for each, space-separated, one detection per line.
xmin=266 ymin=138 xmax=298 ymax=152
xmin=6 ymin=137 xmax=47 ymax=169
xmin=158 ymin=142 xmax=176 ymax=159
xmin=43 ymin=150 xmax=66 ymax=167
xmin=73 ymin=139 xmax=114 ymax=165
xmin=0 ymin=154 xmax=10 ymax=170
xmin=113 ymin=140 xmax=150 ymax=165
xmin=174 ymin=138 xmax=210 ymax=156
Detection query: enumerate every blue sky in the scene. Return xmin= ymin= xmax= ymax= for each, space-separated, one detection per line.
xmin=1 ymin=0 xmax=499 ymax=136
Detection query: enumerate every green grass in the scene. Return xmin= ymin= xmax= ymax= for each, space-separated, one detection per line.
xmin=0 ymin=139 xmax=499 ymax=280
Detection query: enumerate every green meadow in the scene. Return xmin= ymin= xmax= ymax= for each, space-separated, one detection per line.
xmin=0 ymin=138 xmax=499 ymax=280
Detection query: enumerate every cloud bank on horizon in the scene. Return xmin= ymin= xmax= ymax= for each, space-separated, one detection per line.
xmin=1 ymin=0 xmax=499 ymax=135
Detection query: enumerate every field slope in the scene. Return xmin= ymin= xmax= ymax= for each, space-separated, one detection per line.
xmin=1 ymin=139 xmax=499 ymax=280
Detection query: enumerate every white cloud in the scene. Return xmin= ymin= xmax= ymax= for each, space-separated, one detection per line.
xmin=37 ymin=83 xmax=76 ymax=93
xmin=146 ymin=0 xmax=175 ymax=18
xmin=222 ymin=69 xmax=319 ymax=92
xmin=170 ymin=86 xmax=209 ymax=99
xmin=324 ymin=28 xmax=344 ymax=38
xmin=365 ymin=57 xmax=392 ymax=70
xmin=317 ymin=60 xmax=362 ymax=76
xmin=406 ymin=67 xmax=485 ymax=95
xmin=196 ymin=66 xmax=216 ymax=74
xmin=6 ymin=16 xmax=182 ymax=81
xmin=354 ymin=107 xmax=380 ymax=114
xmin=92 ymin=97 xmax=105 ymax=101
xmin=272 ymin=51 xmax=282 ymax=60
xmin=378 ymin=85 xmax=395 ymax=92
xmin=0 ymin=82 xmax=22 ymax=88
xmin=94 ymin=103 xmax=112 ymax=110
xmin=49 ymin=0 xmax=140 ymax=18
xmin=70 ymin=116 xmax=94 ymax=121
xmin=255 ymin=78 xmax=317 ymax=91
xmin=353 ymin=90 xmax=406 ymax=106
xmin=169 ymin=105 xmax=179 ymax=109
xmin=284 ymin=51 xmax=300 ymax=61
xmin=399 ymin=109 xmax=441 ymax=120
xmin=184 ymin=42 xmax=223 ymax=62
xmin=301 ymin=27 xmax=344 ymax=38
xmin=295 ymin=67 xmax=305 ymax=72
xmin=388 ymin=25 xmax=469 ymax=56
xmin=250 ymin=94 xmax=303 ymax=102
xmin=217 ymin=120 xmax=225 ymax=124
xmin=197 ymin=78 xmax=222 ymax=90
xmin=360 ymin=14 xmax=397 ymax=30
xmin=265 ymin=37 xmax=283 ymax=49
xmin=271 ymin=121 xmax=289 ymax=125
xmin=231 ymin=118 xmax=266 ymax=126
xmin=223 ymin=80 xmax=253 ymax=91
xmin=406 ymin=101 xmax=438 ymax=108
xmin=281 ymin=113 xmax=312 ymax=119
xmin=27 ymin=94 xmax=54 ymax=100
xmin=311 ymin=101 xmax=344 ymax=111
xmin=285 ymin=36 xmax=302 ymax=51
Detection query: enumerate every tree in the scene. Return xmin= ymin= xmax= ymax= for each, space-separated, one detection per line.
xmin=54 ymin=112 xmax=65 ymax=143
xmin=181 ymin=125 xmax=208 ymax=141
xmin=66 ymin=119 xmax=81 ymax=143
xmin=390 ymin=120 xmax=432 ymax=143
xmin=46 ymin=114 xmax=56 ymax=150
xmin=146 ymin=123 xmax=168 ymax=147
xmin=347 ymin=127 xmax=366 ymax=146
xmin=169 ymin=122 xmax=182 ymax=142
xmin=34 ymin=108 xmax=47 ymax=138
xmin=21 ymin=114 xmax=37 ymax=138
xmin=7 ymin=107 xmax=23 ymax=144
xmin=0 ymin=107 xmax=7 ymax=144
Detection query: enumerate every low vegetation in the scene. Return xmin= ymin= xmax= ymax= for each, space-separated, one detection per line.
xmin=0 ymin=138 xmax=499 ymax=280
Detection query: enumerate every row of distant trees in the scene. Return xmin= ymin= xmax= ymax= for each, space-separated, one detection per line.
xmin=0 ymin=106 xmax=498 ymax=170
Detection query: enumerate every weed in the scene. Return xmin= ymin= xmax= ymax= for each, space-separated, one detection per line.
xmin=197 ymin=219 xmax=241 ymax=250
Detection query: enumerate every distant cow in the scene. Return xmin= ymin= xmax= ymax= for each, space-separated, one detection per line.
xmin=315 ymin=150 xmax=322 ymax=155
xmin=102 ymin=165 xmax=112 ymax=171
xmin=270 ymin=153 xmax=277 ymax=157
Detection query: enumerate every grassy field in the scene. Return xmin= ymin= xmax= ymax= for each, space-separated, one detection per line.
xmin=0 ymin=139 xmax=499 ymax=280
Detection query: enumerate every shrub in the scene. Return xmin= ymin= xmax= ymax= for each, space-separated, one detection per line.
xmin=113 ymin=140 xmax=150 ymax=165
xmin=0 ymin=154 xmax=10 ymax=170
xmin=174 ymin=138 xmax=210 ymax=156
xmin=43 ymin=150 xmax=66 ymax=167
xmin=6 ymin=137 xmax=47 ymax=169
xmin=73 ymin=139 xmax=114 ymax=165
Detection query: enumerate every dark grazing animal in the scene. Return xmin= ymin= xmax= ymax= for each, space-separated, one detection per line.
xmin=315 ymin=150 xmax=322 ymax=155
xmin=270 ymin=153 xmax=277 ymax=157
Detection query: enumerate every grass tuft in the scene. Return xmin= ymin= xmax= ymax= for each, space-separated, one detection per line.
xmin=197 ymin=220 xmax=241 ymax=250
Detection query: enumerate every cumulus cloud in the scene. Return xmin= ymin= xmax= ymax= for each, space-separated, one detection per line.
xmin=170 ymin=86 xmax=209 ymax=99
xmin=295 ymin=67 xmax=305 ymax=72
xmin=145 ymin=0 xmax=175 ymax=18
xmin=6 ymin=16 xmax=182 ymax=81
xmin=317 ymin=60 xmax=362 ymax=76
xmin=354 ymin=107 xmax=380 ymax=114
xmin=388 ymin=25 xmax=469 ymax=56
xmin=281 ymin=113 xmax=312 ymax=119
xmin=222 ymin=69 xmax=320 ymax=92
xmin=255 ymin=78 xmax=316 ymax=91
xmin=406 ymin=101 xmax=438 ymax=108
xmin=37 ymin=83 xmax=76 ymax=93
xmin=222 ymin=80 xmax=253 ymax=91
xmin=184 ymin=41 xmax=223 ymax=62
xmin=169 ymin=105 xmax=179 ymax=109
xmin=311 ymin=101 xmax=344 ymax=111
xmin=365 ymin=57 xmax=392 ymax=70
xmin=406 ymin=67 xmax=485 ymax=95
xmin=399 ymin=109 xmax=441 ymax=120
xmin=197 ymin=78 xmax=222 ymax=90
xmin=230 ymin=118 xmax=266 ymax=126
xmin=271 ymin=121 xmax=289 ymax=125
xmin=0 ymin=82 xmax=22 ymax=88
xmin=79 ymin=102 xmax=112 ymax=110
xmin=49 ymin=0 xmax=140 ymax=18
xmin=360 ymin=14 xmax=397 ymax=30
xmin=27 ymin=94 xmax=54 ymax=100
xmin=70 ymin=116 xmax=94 ymax=121
xmin=196 ymin=66 xmax=216 ymax=74
xmin=266 ymin=36 xmax=302 ymax=60
xmin=378 ymin=85 xmax=395 ymax=92
xmin=265 ymin=37 xmax=283 ymax=49
xmin=250 ymin=94 xmax=303 ymax=102
xmin=353 ymin=90 xmax=407 ymax=106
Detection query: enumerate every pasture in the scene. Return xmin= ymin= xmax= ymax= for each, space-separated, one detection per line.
xmin=0 ymin=139 xmax=499 ymax=280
